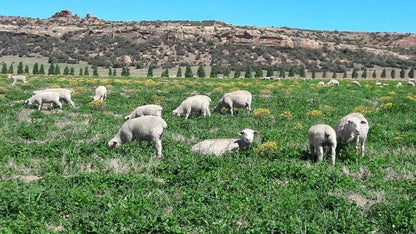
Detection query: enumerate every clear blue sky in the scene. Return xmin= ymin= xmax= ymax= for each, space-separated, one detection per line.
xmin=1 ymin=0 xmax=415 ymax=33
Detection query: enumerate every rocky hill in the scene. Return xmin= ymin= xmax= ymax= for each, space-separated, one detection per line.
xmin=0 ymin=9 xmax=415 ymax=72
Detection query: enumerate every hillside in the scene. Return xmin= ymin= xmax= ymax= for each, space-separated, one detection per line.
xmin=1 ymin=9 xmax=416 ymax=72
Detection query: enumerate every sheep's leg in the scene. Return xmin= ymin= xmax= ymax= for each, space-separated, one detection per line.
xmin=331 ymin=146 xmax=336 ymax=166
xmin=360 ymin=141 xmax=365 ymax=157
xmin=355 ymin=137 xmax=360 ymax=154
xmin=11 ymin=80 xmax=16 ymax=86
xmin=38 ymin=102 xmax=42 ymax=110
xmin=50 ymin=102 xmax=55 ymax=110
xmin=67 ymin=98 xmax=76 ymax=108
xmin=229 ymin=105 xmax=233 ymax=116
xmin=310 ymin=144 xmax=315 ymax=156
xmin=206 ymin=107 xmax=211 ymax=117
xmin=154 ymin=138 xmax=162 ymax=157
xmin=247 ymin=102 xmax=251 ymax=112
xmin=316 ymin=145 xmax=324 ymax=163
xmin=57 ymin=101 xmax=62 ymax=109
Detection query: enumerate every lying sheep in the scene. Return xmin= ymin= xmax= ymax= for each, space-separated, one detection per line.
xmin=24 ymin=91 xmax=62 ymax=110
xmin=352 ymin=80 xmax=361 ymax=86
xmin=335 ymin=112 xmax=369 ymax=157
xmin=125 ymin=104 xmax=163 ymax=120
xmin=214 ymin=90 xmax=252 ymax=116
xmin=396 ymin=82 xmax=402 ymax=87
xmin=33 ymin=88 xmax=75 ymax=108
xmin=408 ymin=81 xmax=415 ymax=87
xmin=172 ymin=95 xmax=211 ymax=119
xmin=327 ymin=79 xmax=340 ymax=86
xmin=108 ymin=116 xmax=167 ymax=157
xmin=375 ymin=82 xmax=382 ymax=86
xmin=191 ymin=128 xmax=259 ymax=156
xmin=93 ymin=85 xmax=108 ymax=100
xmin=8 ymin=75 xmax=26 ymax=86
xmin=317 ymin=81 xmax=325 ymax=87
xmin=308 ymin=124 xmax=337 ymax=166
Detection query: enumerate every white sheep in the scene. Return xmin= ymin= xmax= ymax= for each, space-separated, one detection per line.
xmin=407 ymin=81 xmax=415 ymax=87
xmin=308 ymin=124 xmax=337 ymax=166
xmin=191 ymin=128 xmax=259 ymax=156
xmin=33 ymin=88 xmax=75 ymax=108
xmin=172 ymin=95 xmax=211 ymax=119
xmin=352 ymin=81 xmax=361 ymax=87
xmin=396 ymin=82 xmax=402 ymax=87
xmin=108 ymin=116 xmax=167 ymax=157
xmin=317 ymin=81 xmax=325 ymax=87
xmin=335 ymin=112 xmax=369 ymax=157
xmin=24 ymin=91 xmax=62 ymax=110
xmin=125 ymin=104 xmax=163 ymax=120
xmin=383 ymin=83 xmax=389 ymax=86
xmin=93 ymin=85 xmax=108 ymax=100
xmin=375 ymin=82 xmax=382 ymax=86
xmin=327 ymin=79 xmax=340 ymax=86
xmin=213 ymin=90 xmax=252 ymax=116
xmin=8 ymin=75 xmax=26 ymax=86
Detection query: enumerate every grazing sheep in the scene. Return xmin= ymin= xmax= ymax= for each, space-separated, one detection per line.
xmin=382 ymin=83 xmax=389 ymax=86
xmin=375 ymin=82 xmax=382 ymax=86
xmin=33 ymin=88 xmax=75 ymax=108
xmin=396 ymin=82 xmax=402 ymax=87
xmin=407 ymin=81 xmax=415 ymax=87
xmin=24 ymin=91 xmax=62 ymax=110
xmin=214 ymin=90 xmax=252 ymax=116
xmin=8 ymin=75 xmax=26 ymax=86
xmin=335 ymin=113 xmax=369 ymax=157
xmin=317 ymin=81 xmax=325 ymax=87
xmin=108 ymin=116 xmax=167 ymax=157
xmin=327 ymin=79 xmax=339 ymax=86
xmin=125 ymin=104 xmax=163 ymax=120
xmin=352 ymin=81 xmax=361 ymax=86
xmin=172 ymin=95 xmax=211 ymax=119
xmin=93 ymin=85 xmax=108 ymax=100
xmin=308 ymin=124 xmax=337 ymax=166
xmin=191 ymin=128 xmax=259 ymax=156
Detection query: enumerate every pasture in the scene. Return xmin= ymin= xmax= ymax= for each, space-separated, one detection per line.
xmin=0 ymin=75 xmax=415 ymax=232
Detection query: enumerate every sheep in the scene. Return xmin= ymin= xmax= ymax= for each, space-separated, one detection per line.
xmin=24 ymin=91 xmax=62 ymax=110
xmin=107 ymin=116 xmax=167 ymax=157
xmin=214 ymin=90 xmax=252 ymax=116
xmin=327 ymin=79 xmax=340 ymax=86
xmin=33 ymin=88 xmax=75 ymax=108
xmin=352 ymin=80 xmax=361 ymax=86
xmin=407 ymin=81 xmax=415 ymax=87
xmin=8 ymin=75 xmax=26 ymax=86
xmin=191 ymin=128 xmax=259 ymax=156
xmin=172 ymin=95 xmax=211 ymax=119
xmin=396 ymin=82 xmax=402 ymax=87
xmin=335 ymin=113 xmax=369 ymax=157
xmin=409 ymin=78 xmax=415 ymax=82
xmin=125 ymin=104 xmax=163 ymax=120
xmin=382 ymin=83 xmax=389 ymax=86
xmin=93 ymin=85 xmax=108 ymax=100
xmin=308 ymin=124 xmax=337 ymax=165
xmin=317 ymin=81 xmax=325 ymax=87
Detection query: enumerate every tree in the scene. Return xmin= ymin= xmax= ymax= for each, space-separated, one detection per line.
xmin=391 ymin=69 xmax=396 ymax=79
xmin=266 ymin=67 xmax=274 ymax=77
xmin=39 ymin=65 xmax=45 ymax=74
xmin=224 ymin=67 xmax=230 ymax=77
xmin=33 ymin=62 xmax=39 ymax=75
xmin=409 ymin=67 xmax=414 ymax=78
xmin=299 ymin=67 xmax=306 ymax=78
xmin=24 ymin=65 xmax=29 ymax=74
xmin=322 ymin=70 xmax=327 ymax=78
xmin=54 ymin=64 xmax=60 ymax=75
xmin=48 ymin=64 xmax=55 ymax=75
xmin=362 ymin=69 xmax=367 ymax=79
xmin=279 ymin=68 xmax=286 ymax=78
xmin=1 ymin=63 xmax=7 ymax=74
xmin=93 ymin=67 xmax=98 ymax=76
xmin=176 ymin=67 xmax=182 ymax=77
xmin=79 ymin=68 xmax=83 ymax=76
xmin=343 ymin=71 xmax=347 ymax=78
xmin=400 ymin=67 xmax=405 ymax=79
xmin=255 ymin=66 xmax=263 ymax=78
xmin=185 ymin=66 xmax=193 ymax=78
xmin=17 ymin=62 xmax=24 ymax=74
xmin=161 ymin=69 xmax=169 ymax=77
xmin=381 ymin=68 xmax=386 ymax=78
xmin=288 ymin=67 xmax=295 ymax=77
xmin=108 ymin=68 xmax=112 ymax=76
xmin=372 ymin=70 xmax=377 ymax=79
xmin=311 ymin=70 xmax=316 ymax=79
xmin=197 ymin=65 xmax=206 ymax=78
xmin=332 ymin=71 xmax=337 ymax=78
xmin=63 ymin=66 xmax=69 ymax=75
xmin=352 ymin=68 xmax=358 ymax=78
xmin=234 ymin=67 xmax=241 ymax=78
xmin=112 ymin=69 xmax=116 ymax=76
xmin=147 ymin=66 xmax=153 ymax=77
xmin=70 ymin=67 xmax=74 ymax=75
xmin=84 ymin=67 xmax=89 ymax=76
xmin=244 ymin=66 xmax=252 ymax=78
xmin=209 ymin=66 xmax=218 ymax=78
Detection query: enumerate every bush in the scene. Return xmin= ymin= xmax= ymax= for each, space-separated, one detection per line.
xmin=257 ymin=141 xmax=280 ymax=159
xmin=253 ymin=108 xmax=271 ymax=119
xmin=89 ymin=100 xmax=106 ymax=110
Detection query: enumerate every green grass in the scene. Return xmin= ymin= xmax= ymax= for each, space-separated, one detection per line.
xmin=0 ymin=75 xmax=415 ymax=232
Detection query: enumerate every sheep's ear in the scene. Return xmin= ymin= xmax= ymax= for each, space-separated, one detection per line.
xmin=239 ymin=131 xmax=245 ymax=136
xmin=125 ymin=116 xmax=130 ymax=120
xmin=360 ymin=120 xmax=367 ymax=124
xmin=253 ymin=131 xmax=259 ymax=135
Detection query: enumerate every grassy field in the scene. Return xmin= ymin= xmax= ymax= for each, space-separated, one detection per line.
xmin=0 ymin=74 xmax=415 ymax=232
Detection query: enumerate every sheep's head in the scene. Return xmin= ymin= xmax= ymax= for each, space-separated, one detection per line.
xmin=107 ymin=139 xmax=121 ymax=149
xmin=7 ymin=75 xmax=12 ymax=79
xmin=239 ymin=128 xmax=259 ymax=144
xmin=172 ymin=108 xmax=180 ymax=116
xmin=24 ymin=99 xmax=31 ymax=106
xmin=347 ymin=118 xmax=367 ymax=135
xmin=124 ymin=115 xmax=131 ymax=121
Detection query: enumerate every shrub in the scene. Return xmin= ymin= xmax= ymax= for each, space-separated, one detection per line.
xmin=279 ymin=111 xmax=293 ymax=119
xmin=306 ymin=110 xmax=325 ymax=118
xmin=253 ymin=108 xmax=271 ymax=119
xmin=352 ymin=105 xmax=374 ymax=114
xmin=257 ymin=141 xmax=280 ymax=159
xmin=384 ymin=103 xmax=393 ymax=109
xmin=0 ymin=87 xmax=8 ymax=94
xmin=89 ymin=100 xmax=106 ymax=110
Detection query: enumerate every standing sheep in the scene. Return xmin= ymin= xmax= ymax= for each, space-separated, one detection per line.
xmin=33 ymin=88 xmax=75 ymax=108
xmin=125 ymin=104 xmax=163 ymax=120
xmin=93 ymin=85 xmax=108 ymax=100
xmin=214 ymin=90 xmax=252 ymax=116
xmin=327 ymin=79 xmax=340 ymax=86
xmin=352 ymin=81 xmax=361 ymax=87
xmin=108 ymin=116 xmax=167 ymax=157
xmin=308 ymin=124 xmax=337 ymax=166
xmin=8 ymin=75 xmax=26 ymax=86
xmin=407 ymin=81 xmax=415 ymax=87
xmin=191 ymin=128 xmax=259 ymax=156
xmin=24 ymin=91 xmax=62 ymax=110
xmin=172 ymin=95 xmax=211 ymax=119
xmin=317 ymin=81 xmax=325 ymax=87
xmin=335 ymin=113 xmax=369 ymax=157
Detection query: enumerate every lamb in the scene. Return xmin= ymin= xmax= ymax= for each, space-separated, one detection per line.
xmin=213 ymin=90 xmax=252 ymax=116
xmin=308 ymin=124 xmax=337 ymax=166
xmin=33 ymin=88 xmax=75 ymax=108
xmin=335 ymin=112 xmax=369 ymax=157
xmin=93 ymin=85 xmax=108 ymax=100
xmin=8 ymin=75 xmax=26 ymax=86
xmin=407 ymin=81 xmax=415 ymax=87
xmin=317 ymin=81 xmax=325 ymax=87
xmin=375 ymin=82 xmax=382 ymax=86
xmin=352 ymin=80 xmax=361 ymax=86
xmin=396 ymin=82 xmax=402 ymax=87
xmin=24 ymin=91 xmax=62 ymax=110
xmin=125 ymin=104 xmax=163 ymax=120
xmin=191 ymin=128 xmax=259 ymax=156
xmin=108 ymin=116 xmax=167 ymax=157
xmin=172 ymin=95 xmax=211 ymax=119
xmin=327 ymin=79 xmax=340 ymax=86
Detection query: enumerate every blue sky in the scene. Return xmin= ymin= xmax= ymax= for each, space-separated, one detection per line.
xmin=1 ymin=0 xmax=415 ymax=33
